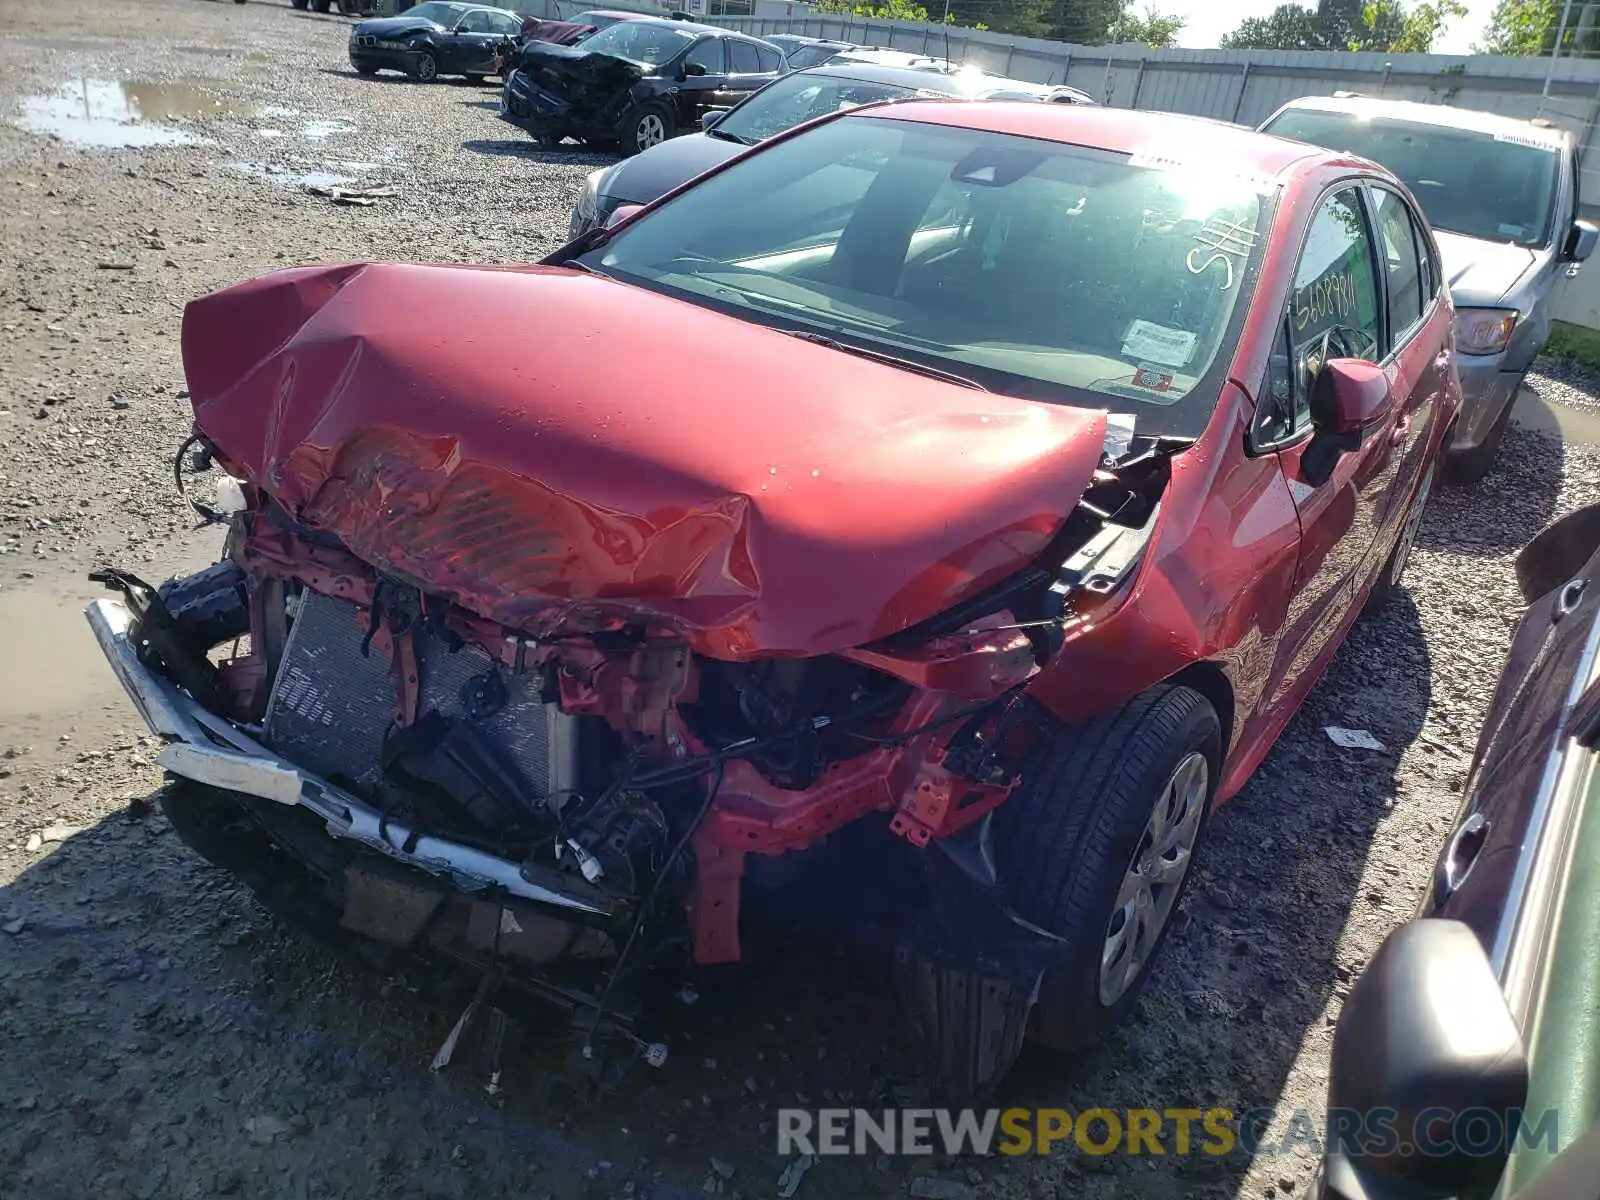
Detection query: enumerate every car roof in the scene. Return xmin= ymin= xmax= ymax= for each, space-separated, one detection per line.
xmin=859 ymin=101 xmax=1331 ymax=179
xmin=573 ymin=9 xmax=644 ymax=18
xmin=1274 ymin=94 xmax=1571 ymax=149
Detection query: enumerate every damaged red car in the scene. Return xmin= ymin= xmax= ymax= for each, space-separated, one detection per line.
xmin=86 ymin=101 xmax=1460 ymax=1098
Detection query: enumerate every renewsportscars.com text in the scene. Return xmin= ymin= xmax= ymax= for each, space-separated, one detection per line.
xmin=777 ymin=1107 xmax=1560 ymax=1158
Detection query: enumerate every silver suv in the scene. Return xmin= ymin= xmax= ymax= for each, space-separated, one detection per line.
xmin=1260 ymin=95 xmax=1598 ymax=482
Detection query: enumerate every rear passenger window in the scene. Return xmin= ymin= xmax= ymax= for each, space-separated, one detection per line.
xmin=1371 ymin=188 xmax=1424 ymax=343
xmin=728 ymin=41 xmax=760 ymax=74
xmin=755 ymin=45 xmax=782 ymax=73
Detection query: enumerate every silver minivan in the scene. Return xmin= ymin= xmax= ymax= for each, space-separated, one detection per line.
xmin=1260 ymin=95 xmax=1598 ymax=482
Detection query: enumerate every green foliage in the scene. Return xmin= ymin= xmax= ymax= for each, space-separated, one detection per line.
xmin=1478 ymin=0 xmax=1560 ymax=55
xmin=1106 ymin=2 xmax=1185 ymax=47
xmin=1221 ymin=0 xmax=1466 ymax=51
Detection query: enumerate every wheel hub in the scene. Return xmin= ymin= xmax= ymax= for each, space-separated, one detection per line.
xmin=1098 ymin=750 xmax=1208 ymax=1007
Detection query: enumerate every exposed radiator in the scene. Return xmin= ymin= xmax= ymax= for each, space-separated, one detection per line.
xmin=263 ymin=590 xmax=578 ymax=812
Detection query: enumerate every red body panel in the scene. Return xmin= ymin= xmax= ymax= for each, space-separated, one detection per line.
xmin=181 ymin=262 xmax=1108 ymax=659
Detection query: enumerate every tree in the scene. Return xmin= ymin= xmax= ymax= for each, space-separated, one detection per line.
xmin=1041 ymin=0 xmax=1124 ymax=44
xmin=1478 ymin=0 xmax=1559 ymax=55
xmin=1106 ymin=2 xmax=1185 ymax=47
xmin=1220 ymin=3 xmax=1323 ymax=48
xmin=1220 ymin=0 xmax=1466 ymax=51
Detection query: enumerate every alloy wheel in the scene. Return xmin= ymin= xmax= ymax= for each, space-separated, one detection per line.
xmin=635 ymin=113 xmax=665 ymax=151
xmin=416 ymin=53 xmax=437 ymax=82
xmin=1099 ymin=750 xmax=1208 ymax=1006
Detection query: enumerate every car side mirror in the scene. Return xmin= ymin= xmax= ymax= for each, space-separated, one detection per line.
xmin=699 ymin=107 xmax=729 ymax=130
xmin=1514 ymin=502 xmax=1600 ymax=602
xmin=1563 ymin=218 xmax=1599 ymax=264
xmin=682 ymin=61 xmax=707 ymax=78
xmin=1323 ymin=919 xmax=1527 ymax=1200
xmin=1310 ymin=357 xmax=1393 ymax=436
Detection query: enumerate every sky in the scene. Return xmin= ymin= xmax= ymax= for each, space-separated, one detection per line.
xmin=1166 ymin=0 xmax=1501 ymax=53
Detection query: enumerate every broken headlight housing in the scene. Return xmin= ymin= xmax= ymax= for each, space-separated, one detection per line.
xmin=1453 ymin=307 xmax=1519 ymax=357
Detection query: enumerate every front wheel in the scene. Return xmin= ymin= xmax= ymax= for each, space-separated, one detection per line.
xmin=1444 ymin=374 xmax=1522 ymax=486
xmin=621 ymin=102 xmax=671 ymax=157
xmin=997 ymin=686 xmax=1220 ymax=1053
xmin=409 ymin=50 xmax=438 ymax=82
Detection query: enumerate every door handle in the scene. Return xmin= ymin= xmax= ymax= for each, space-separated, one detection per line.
xmin=1389 ymin=415 xmax=1411 ymax=447
xmin=1434 ymin=812 xmax=1490 ymax=900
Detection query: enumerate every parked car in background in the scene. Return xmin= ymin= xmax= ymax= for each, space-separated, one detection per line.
xmin=1310 ymin=502 xmax=1600 ymax=1200
xmin=827 ymin=47 xmax=957 ymax=71
xmin=348 ymin=0 xmax=521 ymax=82
xmin=1260 ymin=95 xmax=1599 ymax=482
xmin=763 ymin=33 xmax=856 ymax=70
xmin=569 ymin=63 xmax=1057 ymax=237
xmin=1046 ymin=84 xmax=1095 ymax=104
xmin=503 ymin=18 xmax=784 ymax=154
xmin=100 ymin=102 xmax=1460 ymax=1101
xmin=516 ymin=9 xmax=639 ymax=47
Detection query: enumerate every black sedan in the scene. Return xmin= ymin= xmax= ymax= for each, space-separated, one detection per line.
xmin=568 ymin=62 xmax=1056 ymax=238
xmin=1311 ymin=503 xmax=1600 ymax=1199
xmin=502 ymin=19 xmax=784 ymax=155
xmin=348 ymin=1 xmax=522 ymax=83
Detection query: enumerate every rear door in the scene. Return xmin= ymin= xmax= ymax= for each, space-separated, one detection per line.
xmin=1257 ymin=184 xmax=1403 ymax=711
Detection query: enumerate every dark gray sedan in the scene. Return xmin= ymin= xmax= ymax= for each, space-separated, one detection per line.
xmin=567 ymin=62 xmax=1059 ymax=238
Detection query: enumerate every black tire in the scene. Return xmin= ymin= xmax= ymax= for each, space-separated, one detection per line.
xmin=291 ymin=0 xmax=309 ymax=8
xmin=620 ymin=101 xmax=672 ymax=157
xmin=158 ymin=560 xmax=251 ymax=651
xmin=311 ymin=0 xmax=331 ymax=12
xmin=1443 ymin=379 xmax=1519 ymax=485
xmin=1366 ymin=454 xmax=1439 ymax=613
xmin=409 ymin=49 xmax=438 ymax=82
xmin=995 ymin=686 xmax=1221 ymax=1053
xmin=355 ymin=63 xmax=379 ymax=76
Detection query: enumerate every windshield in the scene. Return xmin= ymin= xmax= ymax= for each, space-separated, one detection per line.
xmin=406 ymin=2 xmax=469 ymax=25
xmin=578 ymin=20 xmax=696 ymax=66
xmin=585 ymin=117 xmax=1273 ymax=432
xmin=717 ymin=74 xmax=925 ymax=144
xmin=1264 ymin=109 xmax=1561 ymax=248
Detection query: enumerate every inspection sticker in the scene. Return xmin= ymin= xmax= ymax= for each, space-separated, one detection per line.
xmin=1122 ymin=319 xmax=1197 ymax=367
xmin=1132 ymin=365 xmax=1175 ymax=393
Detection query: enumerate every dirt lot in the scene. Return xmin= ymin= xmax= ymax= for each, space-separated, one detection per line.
xmin=4 ymin=2 xmax=1600 ymax=1197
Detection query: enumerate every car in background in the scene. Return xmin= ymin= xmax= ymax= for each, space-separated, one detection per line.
xmin=503 ymin=18 xmax=784 ymax=154
xmin=1047 ymin=84 xmax=1095 ymax=104
xmin=106 ymin=101 xmax=1463 ymax=1101
xmin=568 ymin=62 xmax=1058 ymax=237
xmin=516 ymin=9 xmax=641 ymax=47
xmin=348 ymin=0 xmax=521 ymax=82
xmin=763 ymin=33 xmax=856 ymax=70
xmin=1260 ymin=95 xmax=1599 ymax=482
xmin=1309 ymin=502 xmax=1600 ymax=1200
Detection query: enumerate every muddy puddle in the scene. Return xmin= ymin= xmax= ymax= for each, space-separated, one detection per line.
xmin=11 ymin=79 xmax=247 ymax=148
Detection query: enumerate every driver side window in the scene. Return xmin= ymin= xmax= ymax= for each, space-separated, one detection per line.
xmin=456 ymin=10 xmax=489 ymax=32
xmin=686 ymin=38 xmax=725 ymax=73
xmin=1257 ymin=188 xmax=1382 ymax=446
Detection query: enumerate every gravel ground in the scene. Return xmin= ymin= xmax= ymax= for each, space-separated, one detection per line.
xmin=4 ymin=3 xmax=1600 ymax=1198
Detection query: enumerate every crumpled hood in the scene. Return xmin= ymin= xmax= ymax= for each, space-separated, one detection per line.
xmin=1435 ymin=230 xmax=1539 ymax=308
xmin=181 ymin=263 xmax=1107 ymax=659
xmin=352 ymin=16 xmax=440 ymax=38
xmin=518 ymin=40 xmax=645 ymax=96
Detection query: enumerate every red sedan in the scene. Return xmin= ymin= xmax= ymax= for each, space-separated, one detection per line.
xmin=89 ymin=101 xmax=1460 ymax=1099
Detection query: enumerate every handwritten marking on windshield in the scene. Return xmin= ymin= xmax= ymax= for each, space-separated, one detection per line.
xmin=1187 ymin=219 xmax=1257 ymax=290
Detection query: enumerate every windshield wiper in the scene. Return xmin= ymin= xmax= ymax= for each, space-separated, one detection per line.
xmin=778 ymin=329 xmax=989 ymax=391
xmin=705 ymin=127 xmax=754 ymax=146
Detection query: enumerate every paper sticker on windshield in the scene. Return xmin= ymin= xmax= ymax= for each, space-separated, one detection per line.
xmin=1131 ymin=366 xmax=1174 ymax=393
xmin=1122 ymin=320 xmax=1196 ymax=367
xmin=1495 ymin=129 xmax=1558 ymax=150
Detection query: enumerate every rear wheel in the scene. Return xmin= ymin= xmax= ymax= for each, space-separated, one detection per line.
xmin=996 ymin=686 xmax=1220 ymax=1053
xmin=621 ymin=102 xmax=671 ymax=157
